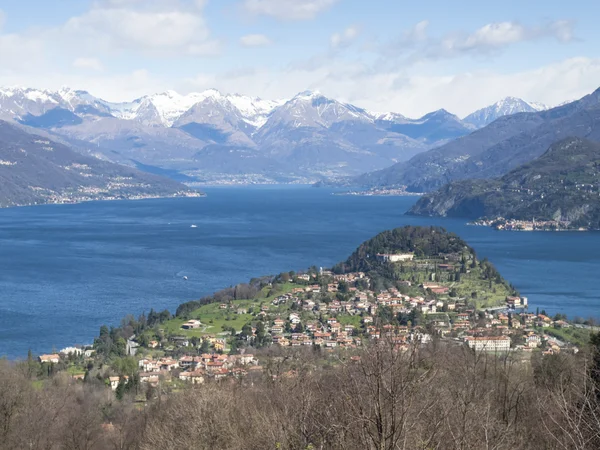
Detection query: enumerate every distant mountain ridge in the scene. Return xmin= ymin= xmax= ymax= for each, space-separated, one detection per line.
xmin=408 ymin=137 xmax=600 ymax=229
xmin=0 ymin=121 xmax=198 ymax=208
xmin=0 ymin=85 xmax=552 ymax=183
xmin=345 ymin=86 xmax=600 ymax=192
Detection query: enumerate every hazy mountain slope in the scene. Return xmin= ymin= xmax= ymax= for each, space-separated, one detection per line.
xmin=384 ymin=109 xmax=475 ymax=142
xmin=349 ymin=87 xmax=600 ymax=192
xmin=409 ymin=137 xmax=600 ymax=228
xmin=55 ymin=117 xmax=209 ymax=168
xmin=0 ymin=121 xmax=196 ymax=208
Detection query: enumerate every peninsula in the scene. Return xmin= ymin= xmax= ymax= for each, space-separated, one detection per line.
xmin=3 ymin=226 xmax=598 ymax=450
xmin=409 ymin=137 xmax=600 ymax=231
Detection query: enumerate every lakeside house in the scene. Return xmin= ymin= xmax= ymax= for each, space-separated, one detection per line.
xmin=39 ymin=354 xmax=60 ymax=364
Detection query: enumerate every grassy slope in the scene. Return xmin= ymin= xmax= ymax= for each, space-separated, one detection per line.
xmin=161 ymin=283 xmax=300 ymax=337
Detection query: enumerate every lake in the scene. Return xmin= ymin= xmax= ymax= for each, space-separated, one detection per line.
xmin=1 ymin=185 xmax=599 ymax=358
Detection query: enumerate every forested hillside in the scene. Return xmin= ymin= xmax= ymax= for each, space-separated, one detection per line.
xmin=410 ymin=137 xmax=600 ymax=229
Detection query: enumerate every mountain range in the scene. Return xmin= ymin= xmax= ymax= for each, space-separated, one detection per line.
xmin=346 ymin=87 xmax=600 ymax=192
xmin=0 ymin=86 xmax=549 ymax=183
xmin=408 ymin=137 xmax=600 ymax=229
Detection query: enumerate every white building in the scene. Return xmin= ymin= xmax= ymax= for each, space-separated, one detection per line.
xmin=465 ymin=336 xmax=511 ymax=352
xmin=526 ymin=334 xmax=541 ymax=348
xmin=376 ymin=253 xmax=414 ymax=263
xmin=60 ymin=346 xmax=83 ymax=356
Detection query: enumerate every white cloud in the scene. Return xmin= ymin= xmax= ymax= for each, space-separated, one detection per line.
xmin=441 ymin=20 xmax=575 ymax=55
xmin=348 ymin=57 xmax=600 ymax=117
xmin=73 ymin=57 xmax=104 ymax=71
xmin=243 ymin=0 xmax=339 ymax=20
xmin=330 ymin=26 xmax=360 ymax=49
xmin=0 ymin=0 xmax=593 ymax=123
xmin=0 ymin=33 xmax=46 ymax=71
xmin=179 ymin=57 xmax=600 ymax=118
xmin=403 ymin=20 xmax=429 ymax=43
xmin=63 ymin=7 xmax=219 ymax=56
xmin=239 ymin=33 xmax=272 ymax=47
xmin=386 ymin=20 xmax=576 ymax=62
xmin=0 ymin=68 xmax=166 ymax=103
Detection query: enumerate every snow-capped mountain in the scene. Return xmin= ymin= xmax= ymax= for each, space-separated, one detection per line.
xmin=101 ymin=89 xmax=283 ymax=128
xmin=463 ymin=97 xmax=549 ymax=128
xmin=254 ymin=91 xmax=430 ymax=171
xmin=258 ymin=90 xmax=373 ymax=133
xmin=0 ymin=86 xmax=282 ymax=129
xmin=0 ymin=86 xmax=112 ymax=116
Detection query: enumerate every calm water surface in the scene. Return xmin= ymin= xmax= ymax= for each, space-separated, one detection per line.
xmin=0 ymin=186 xmax=599 ymax=358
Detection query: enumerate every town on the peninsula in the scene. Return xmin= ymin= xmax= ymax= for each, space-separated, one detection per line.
xmin=30 ymin=227 xmax=590 ymax=397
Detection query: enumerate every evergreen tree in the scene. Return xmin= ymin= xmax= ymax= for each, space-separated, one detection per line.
xmin=115 ymin=377 xmax=126 ymax=400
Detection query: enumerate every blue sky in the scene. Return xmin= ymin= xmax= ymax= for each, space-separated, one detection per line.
xmin=0 ymin=0 xmax=599 ymax=117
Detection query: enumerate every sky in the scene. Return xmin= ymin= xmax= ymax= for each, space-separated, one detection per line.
xmin=0 ymin=0 xmax=599 ymax=118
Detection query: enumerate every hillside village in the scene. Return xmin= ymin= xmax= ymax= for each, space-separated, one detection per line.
xmin=34 ymin=227 xmax=588 ymax=395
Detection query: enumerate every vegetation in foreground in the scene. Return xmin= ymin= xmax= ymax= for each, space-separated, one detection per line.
xmin=4 ymin=337 xmax=600 ymax=449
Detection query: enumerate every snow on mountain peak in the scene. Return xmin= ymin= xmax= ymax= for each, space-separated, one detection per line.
xmin=463 ymin=97 xmax=549 ymax=128
xmin=528 ymin=101 xmax=548 ymax=111
xmin=294 ymin=90 xmax=323 ymax=100
xmin=200 ymin=88 xmax=223 ymax=99
xmin=0 ymin=84 xmax=560 ymax=133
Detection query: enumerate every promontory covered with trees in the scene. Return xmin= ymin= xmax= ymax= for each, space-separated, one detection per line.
xmin=410 ymin=137 xmax=600 ymax=230
xmin=2 ymin=226 xmax=600 ymax=449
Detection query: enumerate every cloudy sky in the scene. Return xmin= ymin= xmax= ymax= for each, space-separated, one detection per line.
xmin=1 ymin=0 xmax=599 ymax=117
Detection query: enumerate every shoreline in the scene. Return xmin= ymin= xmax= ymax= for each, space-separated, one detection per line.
xmin=468 ymin=218 xmax=595 ymax=232
xmin=334 ymin=188 xmax=424 ymax=197
xmin=0 ymin=191 xmax=205 ymax=211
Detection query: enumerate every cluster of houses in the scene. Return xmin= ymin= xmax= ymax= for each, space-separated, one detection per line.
xmin=103 ymin=265 xmax=580 ymax=389
xmin=135 ymin=352 xmax=259 ymax=386
xmin=166 ymin=268 xmax=575 ymax=359
xmin=38 ymin=346 xmax=95 ymax=364
xmin=458 ymin=311 xmax=577 ymax=354
xmin=234 ymin=270 xmax=576 ymax=356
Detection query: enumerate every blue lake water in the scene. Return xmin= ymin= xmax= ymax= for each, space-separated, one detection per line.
xmin=1 ymin=185 xmax=599 ymax=358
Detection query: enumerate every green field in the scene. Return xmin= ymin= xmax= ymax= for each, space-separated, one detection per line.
xmin=337 ymin=314 xmax=362 ymax=329
xmin=450 ymin=268 xmax=513 ymax=308
xmin=161 ymin=283 xmax=301 ymax=337
xmin=65 ymin=365 xmax=86 ymax=376
xmin=538 ymin=326 xmax=592 ymax=347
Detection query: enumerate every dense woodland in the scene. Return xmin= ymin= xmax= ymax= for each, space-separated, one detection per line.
xmin=3 ymin=337 xmax=600 ymax=449
xmin=334 ymin=226 xmax=515 ymax=297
